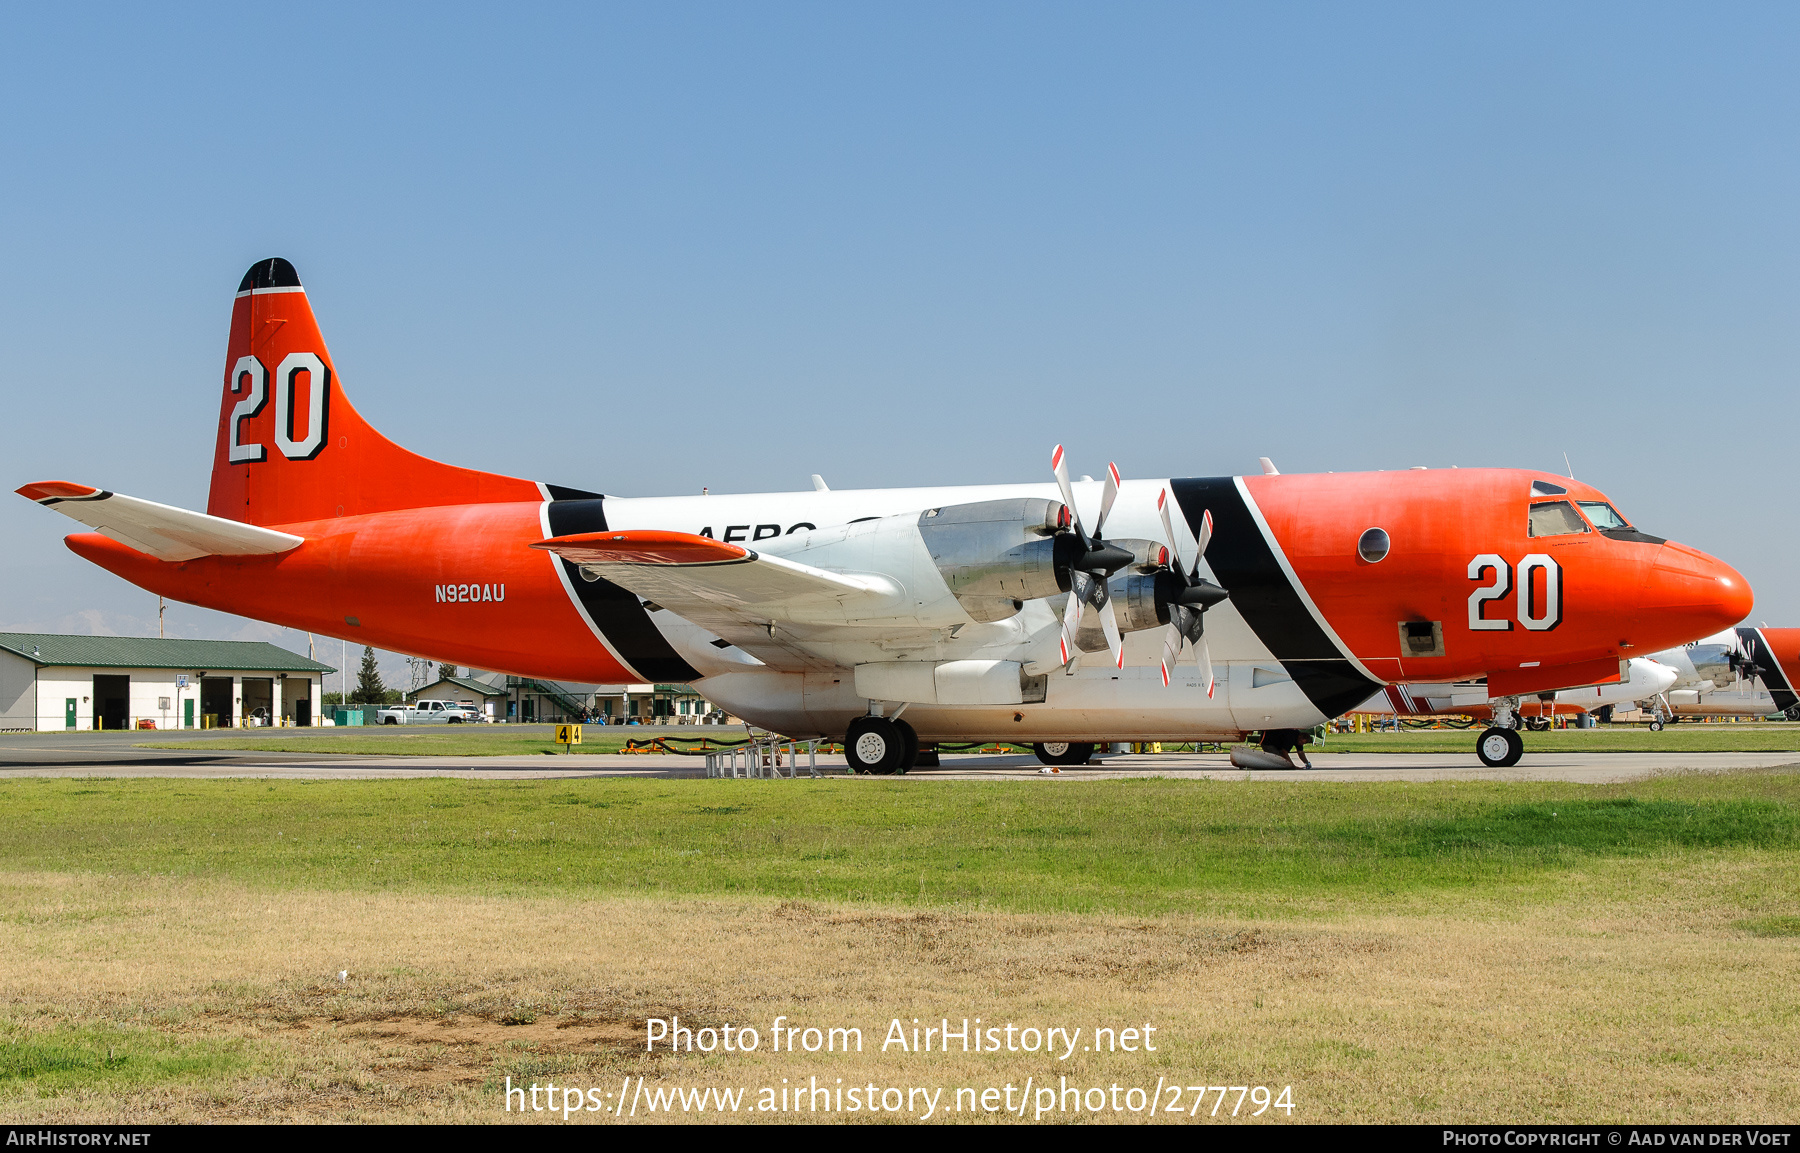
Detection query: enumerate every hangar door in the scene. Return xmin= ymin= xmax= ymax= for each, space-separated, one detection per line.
xmin=241 ymin=678 xmax=273 ymax=726
xmin=93 ymin=675 xmax=129 ymax=730
xmin=200 ymin=677 xmax=233 ymax=727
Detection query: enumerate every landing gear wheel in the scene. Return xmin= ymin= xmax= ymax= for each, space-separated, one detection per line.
xmin=846 ymin=717 xmax=904 ymax=775
xmin=1033 ymin=741 xmax=1096 ymax=766
xmin=895 ymin=719 xmax=919 ymax=774
xmin=1475 ymin=727 xmax=1524 ymax=768
xmin=1525 ymin=717 xmax=1551 ymax=732
xmin=1648 ymin=719 xmax=1664 ymax=731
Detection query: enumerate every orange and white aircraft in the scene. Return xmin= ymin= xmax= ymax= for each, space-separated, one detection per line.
xmin=1640 ymin=627 xmax=1800 ymax=726
xmin=16 ymin=259 xmax=1755 ymax=770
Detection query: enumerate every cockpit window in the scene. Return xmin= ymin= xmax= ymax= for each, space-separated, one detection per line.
xmin=1528 ymin=500 xmax=1589 ymax=537
xmin=1578 ymin=501 xmax=1631 ymax=531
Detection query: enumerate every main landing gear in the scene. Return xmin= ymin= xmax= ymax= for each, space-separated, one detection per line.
xmin=846 ymin=716 xmax=919 ymax=775
xmin=1032 ymin=741 xmax=1096 ymax=767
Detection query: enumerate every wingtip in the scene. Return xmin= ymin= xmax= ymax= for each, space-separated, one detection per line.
xmin=17 ymin=480 xmax=101 ymax=503
xmin=532 ymin=529 xmax=752 ymax=566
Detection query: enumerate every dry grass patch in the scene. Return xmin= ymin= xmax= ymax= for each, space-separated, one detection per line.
xmin=0 ymin=866 xmax=1795 ymax=1123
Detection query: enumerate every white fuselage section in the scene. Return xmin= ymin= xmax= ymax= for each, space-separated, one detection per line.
xmin=600 ymin=480 xmax=1323 ymax=742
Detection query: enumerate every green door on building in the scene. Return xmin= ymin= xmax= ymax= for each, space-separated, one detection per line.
xmin=184 ymin=699 xmax=195 ymax=728
xmin=65 ymin=699 xmax=76 ymax=729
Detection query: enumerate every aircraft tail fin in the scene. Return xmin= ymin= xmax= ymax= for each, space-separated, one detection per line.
xmin=210 ymin=258 xmax=547 ymax=527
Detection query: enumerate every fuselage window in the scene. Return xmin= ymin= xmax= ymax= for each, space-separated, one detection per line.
xmin=1528 ymin=500 xmax=1589 ymax=537
xmin=1578 ymin=501 xmax=1632 ymax=531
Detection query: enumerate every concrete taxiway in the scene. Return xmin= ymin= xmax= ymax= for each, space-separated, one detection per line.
xmin=0 ymin=730 xmax=1793 ymax=783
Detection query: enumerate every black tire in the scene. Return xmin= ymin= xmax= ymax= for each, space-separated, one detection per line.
xmin=1475 ymin=727 xmax=1524 ymax=768
xmin=1033 ymin=741 xmax=1096 ymax=766
xmin=1648 ymin=720 xmax=1664 ymax=732
xmin=1526 ymin=717 xmax=1551 ymax=732
xmin=846 ymin=717 xmax=904 ymax=775
xmin=895 ymin=719 xmax=919 ymax=774
xmin=383 ymin=717 xmax=397 ymax=725
xmin=448 ymin=717 xmax=462 ymax=724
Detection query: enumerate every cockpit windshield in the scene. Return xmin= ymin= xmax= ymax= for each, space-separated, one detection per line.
xmin=1578 ymin=501 xmax=1631 ymax=531
xmin=1528 ymin=500 xmax=1589 ymax=537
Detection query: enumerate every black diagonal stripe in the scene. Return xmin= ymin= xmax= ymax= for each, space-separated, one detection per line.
xmin=1170 ymin=477 xmax=1379 ymax=718
xmin=1739 ymin=627 xmax=1797 ymax=713
xmin=545 ymin=484 xmax=603 ymax=501
xmin=545 ymin=498 xmax=700 ymax=683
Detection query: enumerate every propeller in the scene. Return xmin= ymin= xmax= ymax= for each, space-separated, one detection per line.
xmin=1155 ymin=488 xmax=1230 ymax=697
xmin=1051 ymin=448 xmax=1135 ymax=669
xmin=1730 ymin=630 xmax=1764 ymax=691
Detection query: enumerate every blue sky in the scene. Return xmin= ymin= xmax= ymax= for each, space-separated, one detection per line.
xmin=3 ymin=3 xmax=1796 ymax=688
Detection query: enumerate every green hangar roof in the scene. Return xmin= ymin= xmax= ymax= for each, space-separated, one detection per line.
xmin=0 ymin=633 xmax=335 ymax=674
xmin=434 ymin=675 xmax=507 ymax=697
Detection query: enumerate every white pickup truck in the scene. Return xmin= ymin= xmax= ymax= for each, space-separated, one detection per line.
xmin=377 ymin=699 xmax=482 ymax=725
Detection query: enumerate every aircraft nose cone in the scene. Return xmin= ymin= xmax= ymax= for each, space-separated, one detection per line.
xmin=1641 ymin=659 xmax=1679 ymax=696
xmin=1642 ymin=543 xmax=1753 ymax=639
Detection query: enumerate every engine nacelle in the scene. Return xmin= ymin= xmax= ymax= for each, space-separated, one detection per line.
xmin=1687 ymin=644 xmax=1736 ymax=690
xmin=1073 ymin=568 xmax=1229 ymax=652
xmin=1112 ymin=571 xmax=1184 ymax=633
xmin=917 ymin=498 xmax=1075 ymax=622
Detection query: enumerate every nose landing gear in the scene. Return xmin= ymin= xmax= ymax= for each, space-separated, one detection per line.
xmin=1475 ymin=726 xmax=1524 ymax=767
xmin=1475 ymin=695 xmax=1525 ymax=767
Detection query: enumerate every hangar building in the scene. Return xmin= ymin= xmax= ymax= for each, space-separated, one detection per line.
xmin=0 ymin=633 xmax=334 ymax=732
xmin=406 ymin=671 xmax=725 ymax=724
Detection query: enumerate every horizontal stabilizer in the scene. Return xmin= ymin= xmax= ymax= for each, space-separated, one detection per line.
xmin=17 ymin=481 xmax=304 ymax=562
xmin=531 ymin=530 xmax=895 ymax=619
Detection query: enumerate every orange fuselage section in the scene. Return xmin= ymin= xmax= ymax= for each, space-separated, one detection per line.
xmin=67 ymin=502 xmax=636 ymax=683
xmin=1242 ymin=470 xmax=1749 ymax=689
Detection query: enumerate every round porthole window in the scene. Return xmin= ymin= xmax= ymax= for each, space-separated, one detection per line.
xmin=1357 ymin=527 xmax=1390 ymax=563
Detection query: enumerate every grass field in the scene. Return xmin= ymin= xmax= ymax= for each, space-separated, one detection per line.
xmin=129 ymin=722 xmax=1800 ymax=757
xmin=2 ymin=770 xmax=1796 ymax=1123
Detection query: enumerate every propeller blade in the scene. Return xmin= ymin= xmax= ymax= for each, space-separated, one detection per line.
xmin=1156 ymin=489 xmax=1185 ymax=576
xmin=1197 ymin=634 xmax=1215 ymax=699
xmin=1051 ymin=445 xmax=1084 ymax=542
xmin=1098 ymin=593 xmax=1125 ymax=670
xmin=1188 ymin=510 xmax=1216 ymax=582
xmin=1093 ymin=462 xmax=1121 ymax=539
xmin=1058 ymin=571 xmax=1087 ymax=665
xmin=1159 ymin=621 xmax=1183 ymax=686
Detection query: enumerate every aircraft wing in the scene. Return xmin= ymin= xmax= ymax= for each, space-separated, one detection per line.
xmin=531 ymin=531 xmax=899 ymax=626
xmin=17 ymin=481 xmax=303 ymax=562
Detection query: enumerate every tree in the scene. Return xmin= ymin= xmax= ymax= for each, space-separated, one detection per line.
xmin=352 ymin=646 xmax=386 ymax=704
xmin=438 ymin=661 xmax=459 ymax=681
